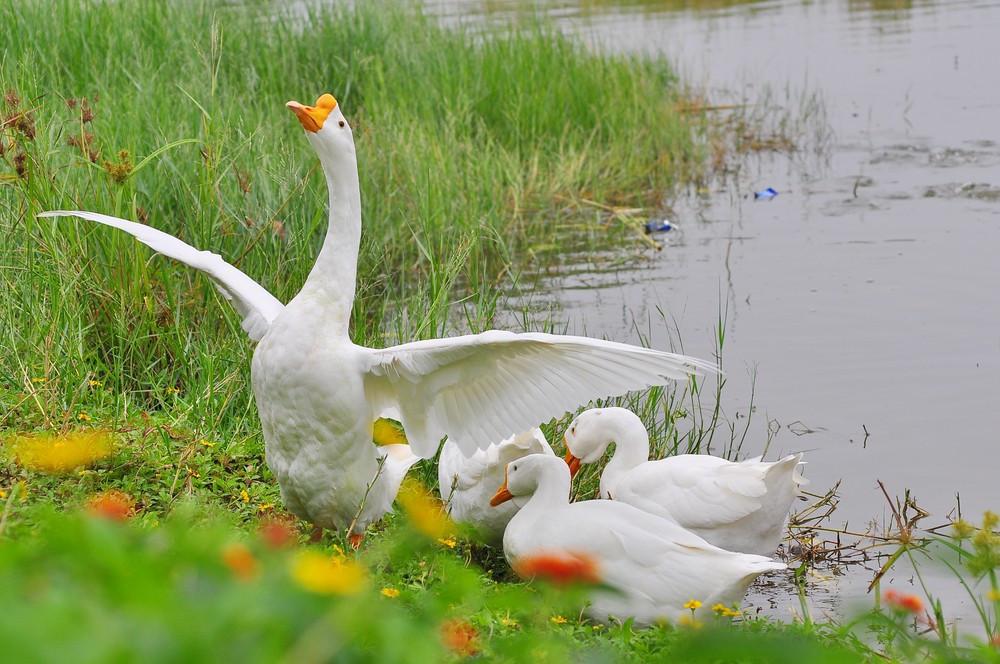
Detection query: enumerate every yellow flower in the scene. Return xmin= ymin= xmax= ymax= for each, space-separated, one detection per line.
xmin=678 ymin=614 xmax=704 ymax=629
xmin=31 ymin=377 xmax=47 ymax=384
xmin=709 ymin=603 xmax=741 ymax=618
xmin=984 ymin=511 xmax=999 ymax=530
xmin=550 ymin=615 xmax=568 ymax=625
xmin=437 ymin=537 xmax=457 ymax=549
xmin=396 ymin=479 xmax=455 ymax=540
xmin=499 ymin=616 xmax=519 ymax=628
xmin=257 ymin=503 xmax=274 ymax=512
xmin=0 ymin=488 xmax=7 ymax=500
xmin=290 ymin=550 xmax=367 ymax=595
xmin=952 ymin=519 xmax=975 ymax=540
xmin=683 ymin=599 xmax=702 ymax=611
xmin=381 ymin=587 xmax=400 ymax=598
xmin=240 ymin=489 xmax=250 ymax=503
xmin=591 ymin=624 xmax=604 ymax=631
xmin=166 ymin=386 xmax=180 ymax=395
xmin=372 ymin=418 xmax=408 ymax=445
xmin=10 ymin=430 xmax=113 ymax=473
xmin=88 ymin=380 xmax=103 ymax=388
xmin=77 ymin=412 xmax=92 ymax=422
xmin=987 ymin=589 xmax=1000 ymax=602
xmin=199 ymin=439 xmax=215 ymax=448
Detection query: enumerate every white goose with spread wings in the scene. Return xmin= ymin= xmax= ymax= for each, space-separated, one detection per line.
xmin=41 ymin=93 xmax=716 ymax=540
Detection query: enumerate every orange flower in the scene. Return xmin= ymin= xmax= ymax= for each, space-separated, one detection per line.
xmin=258 ymin=518 xmax=297 ymax=550
xmin=222 ymin=543 xmax=259 ymax=581
xmin=86 ymin=490 xmax=134 ymax=522
xmin=440 ymin=619 xmax=479 ymax=657
xmin=884 ymin=589 xmax=924 ymax=614
xmin=513 ymin=552 xmax=600 ymax=586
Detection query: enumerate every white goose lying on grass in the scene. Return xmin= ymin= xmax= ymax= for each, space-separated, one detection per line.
xmin=41 ymin=93 xmax=716 ymax=544
xmin=439 ymin=429 xmax=554 ymax=544
xmin=563 ymin=407 xmax=805 ymax=556
xmin=491 ymin=454 xmax=786 ymax=624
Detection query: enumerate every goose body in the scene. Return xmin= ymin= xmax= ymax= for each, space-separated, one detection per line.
xmin=493 ymin=454 xmax=786 ymax=624
xmin=564 ymin=407 xmax=805 ymax=555
xmin=41 ymin=94 xmax=716 ymax=536
xmin=439 ymin=429 xmax=554 ymax=543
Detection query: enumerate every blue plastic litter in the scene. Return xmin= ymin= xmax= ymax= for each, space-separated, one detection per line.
xmin=644 ymin=220 xmax=676 ymax=234
xmin=754 ymin=187 xmax=778 ymax=200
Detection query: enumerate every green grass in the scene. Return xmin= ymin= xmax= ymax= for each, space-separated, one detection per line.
xmin=3 ymin=1 xmax=999 ymax=662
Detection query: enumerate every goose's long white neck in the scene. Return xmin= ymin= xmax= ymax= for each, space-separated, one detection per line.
xmin=297 ymin=149 xmax=362 ymax=338
xmin=516 ymin=466 xmax=571 ymax=518
xmin=600 ymin=410 xmax=650 ymax=499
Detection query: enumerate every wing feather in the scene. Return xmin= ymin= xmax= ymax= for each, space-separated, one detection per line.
xmin=363 ymin=331 xmax=717 ymax=457
xmin=40 ymin=210 xmax=284 ymax=341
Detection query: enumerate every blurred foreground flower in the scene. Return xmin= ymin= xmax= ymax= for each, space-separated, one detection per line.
xmin=397 ymin=478 xmax=454 ymax=540
xmin=259 ymin=518 xmax=297 ymax=550
xmin=86 ymin=490 xmax=134 ymax=522
xmin=513 ymin=552 xmax=600 ymax=586
xmin=884 ymin=589 xmax=923 ymax=614
xmin=711 ymin=603 xmax=741 ymax=618
xmin=678 ymin=614 xmax=704 ymax=629
xmin=10 ymin=430 xmax=113 ymax=473
xmin=222 ymin=544 xmax=259 ymax=581
xmin=290 ymin=550 xmax=367 ymax=595
xmin=440 ymin=619 xmax=479 ymax=657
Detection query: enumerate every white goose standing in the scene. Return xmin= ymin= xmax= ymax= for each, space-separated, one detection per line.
xmin=41 ymin=93 xmax=716 ymax=543
xmin=563 ymin=407 xmax=804 ymax=556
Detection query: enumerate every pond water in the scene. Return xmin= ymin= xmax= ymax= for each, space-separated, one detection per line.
xmin=429 ymin=0 xmax=1000 ymax=626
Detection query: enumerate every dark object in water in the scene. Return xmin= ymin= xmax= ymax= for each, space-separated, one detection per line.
xmin=754 ymin=187 xmax=778 ymax=200
xmin=644 ymin=220 xmax=676 ymax=234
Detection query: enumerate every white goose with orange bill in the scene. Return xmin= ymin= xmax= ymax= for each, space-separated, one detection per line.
xmin=563 ymin=407 xmax=805 ymax=556
xmin=41 ymin=93 xmax=717 ymax=545
xmin=491 ymin=454 xmax=786 ymax=624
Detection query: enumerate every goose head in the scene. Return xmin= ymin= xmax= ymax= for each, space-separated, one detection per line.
xmin=490 ymin=454 xmax=568 ymax=506
xmin=562 ymin=408 xmax=617 ymax=478
xmin=286 ymin=93 xmax=356 ymax=169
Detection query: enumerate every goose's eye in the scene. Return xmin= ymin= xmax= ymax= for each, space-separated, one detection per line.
xmin=338 ymin=120 xmax=346 ymax=128
xmin=511 ymin=465 xmax=517 ymax=472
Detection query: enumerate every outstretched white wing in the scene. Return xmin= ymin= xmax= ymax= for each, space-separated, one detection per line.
xmin=362 ymin=330 xmax=717 ymax=458
xmin=40 ymin=210 xmax=284 ymax=341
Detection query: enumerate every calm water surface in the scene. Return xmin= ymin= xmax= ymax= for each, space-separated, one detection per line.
xmin=429 ymin=0 xmax=1000 ymax=623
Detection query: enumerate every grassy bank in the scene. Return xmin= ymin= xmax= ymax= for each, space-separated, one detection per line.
xmin=5 ymin=0 xmax=999 ymax=662
xmin=1 ymin=0 xmax=703 ymax=440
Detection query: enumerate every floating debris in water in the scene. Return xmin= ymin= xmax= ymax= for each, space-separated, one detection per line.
xmin=754 ymin=187 xmax=778 ymax=200
xmin=644 ymin=219 xmax=677 ymax=234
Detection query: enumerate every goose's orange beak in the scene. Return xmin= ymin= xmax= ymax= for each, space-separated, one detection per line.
xmin=564 ymin=449 xmax=582 ymax=479
xmin=490 ymin=469 xmax=514 ymax=507
xmin=286 ymin=93 xmax=337 ymax=133
xmin=490 ymin=484 xmax=513 ymax=507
